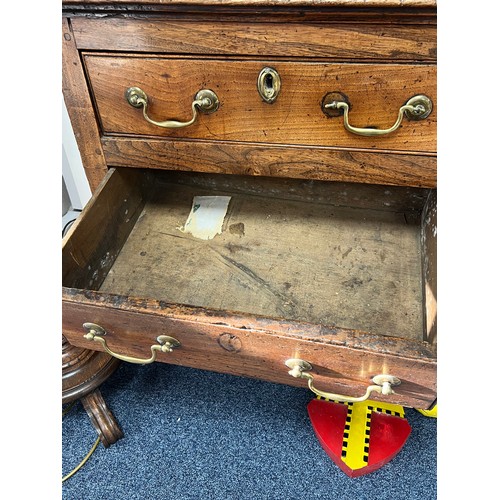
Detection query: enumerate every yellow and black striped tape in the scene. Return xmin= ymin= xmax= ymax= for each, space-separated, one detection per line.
xmin=317 ymin=396 xmax=405 ymax=471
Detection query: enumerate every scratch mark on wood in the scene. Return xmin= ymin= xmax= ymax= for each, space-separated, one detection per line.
xmin=210 ymin=250 xmax=300 ymax=317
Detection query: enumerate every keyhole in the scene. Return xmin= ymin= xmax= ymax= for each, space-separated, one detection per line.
xmin=264 ymin=73 xmax=274 ymax=94
xmin=257 ymin=67 xmax=281 ymax=104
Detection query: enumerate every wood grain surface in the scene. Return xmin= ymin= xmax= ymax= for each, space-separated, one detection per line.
xmin=102 ymin=137 xmax=437 ymax=188
xmin=63 ymin=0 xmax=437 ymax=8
xmin=421 ymin=189 xmax=437 ymax=344
xmin=62 ymin=19 xmax=107 ymax=192
xmin=84 ymin=55 xmax=436 ymax=153
xmin=63 ymin=168 xmax=433 ymax=340
xmin=62 ymin=168 xmax=148 ymax=289
xmin=98 ymin=174 xmax=425 ymax=340
xmin=72 ymin=17 xmax=436 ymax=62
xmin=62 ymin=290 xmax=437 ymax=409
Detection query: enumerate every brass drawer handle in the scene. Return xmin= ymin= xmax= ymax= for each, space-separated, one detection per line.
xmin=125 ymin=87 xmax=219 ymax=129
xmin=322 ymin=93 xmax=432 ymax=137
xmin=83 ymin=323 xmax=180 ymax=365
xmin=285 ymin=358 xmax=400 ymax=403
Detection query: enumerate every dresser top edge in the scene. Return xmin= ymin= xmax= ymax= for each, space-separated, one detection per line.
xmin=62 ymin=0 xmax=437 ymax=9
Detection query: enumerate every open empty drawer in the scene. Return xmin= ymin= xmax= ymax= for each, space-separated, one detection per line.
xmin=62 ymin=168 xmax=437 ymax=409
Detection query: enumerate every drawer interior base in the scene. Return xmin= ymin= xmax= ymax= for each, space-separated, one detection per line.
xmin=78 ymin=169 xmax=431 ymax=341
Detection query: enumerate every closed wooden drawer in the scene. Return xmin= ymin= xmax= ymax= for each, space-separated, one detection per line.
xmin=62 ymin=167 xmax=437 ymax=409
xmin=71 ymin=17 xmax=437 ymax=63
xmin=85 ymin=54 xmax=436 ymax=154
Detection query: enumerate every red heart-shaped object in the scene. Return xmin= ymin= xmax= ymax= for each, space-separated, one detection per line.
xmin=308 ymin=398 xmax=411 ymax=477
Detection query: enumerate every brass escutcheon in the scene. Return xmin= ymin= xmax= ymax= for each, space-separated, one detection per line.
xmin=257 ymin=67 xmax=281 ymax=104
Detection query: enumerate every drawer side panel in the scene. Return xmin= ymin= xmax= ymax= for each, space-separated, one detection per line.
xmin=62 ymin=168 xmax=148 ymax=289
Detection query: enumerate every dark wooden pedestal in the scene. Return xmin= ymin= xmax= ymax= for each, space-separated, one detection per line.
xmin=62 ymin=336 xmax=123 ymax=447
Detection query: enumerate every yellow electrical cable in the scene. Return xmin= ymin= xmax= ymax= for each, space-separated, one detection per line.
xmin=62 ymin=401 xmax=101 ymax=483
xmin=62 ymin=435 xmax=101 ymax=483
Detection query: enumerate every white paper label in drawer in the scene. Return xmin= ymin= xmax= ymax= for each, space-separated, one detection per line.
xmin=179 ymin=196 xmax=231 ymax=240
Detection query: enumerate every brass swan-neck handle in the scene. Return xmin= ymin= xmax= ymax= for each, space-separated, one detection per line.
xmin=125 ymin=87 xmax=219 ymax=129
xmin=83 ymin=323 xmax=180 ymax=365
xmin=322 ymin=93 xmax=433 ymax=137
xmin=285 ymin=358 xmax=401 ymax=403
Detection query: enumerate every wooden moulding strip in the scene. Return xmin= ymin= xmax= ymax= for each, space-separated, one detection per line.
xmin=101 ymin=137 xmax=437 ymax=189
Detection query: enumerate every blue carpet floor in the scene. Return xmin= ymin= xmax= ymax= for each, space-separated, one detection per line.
xmin=62 ymin=362 xmax=437 ymax=499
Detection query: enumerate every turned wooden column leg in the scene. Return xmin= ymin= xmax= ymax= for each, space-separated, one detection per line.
xmin=63 ymin=335 xmax=124 ymax=446
xmin=80 ymin=388 xmax=124 ymax=448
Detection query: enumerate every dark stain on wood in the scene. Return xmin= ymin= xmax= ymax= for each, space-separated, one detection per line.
xmin=229 ymin=222 xmax=245 ymax=236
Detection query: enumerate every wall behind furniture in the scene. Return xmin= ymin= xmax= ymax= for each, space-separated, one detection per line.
xmin=62 ymin=95 xmax=91 ymax=214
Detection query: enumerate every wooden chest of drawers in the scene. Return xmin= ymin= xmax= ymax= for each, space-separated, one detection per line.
xmin=62 ymin=0 xmax=437 ymax=417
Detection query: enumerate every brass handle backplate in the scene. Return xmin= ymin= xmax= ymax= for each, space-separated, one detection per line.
xmin=125 ymin=87 xmax=219 ymax=129
xmin=322 ymin=93 xmax=433 ymax=137
xmin=83 ymin=322 xmax=181 ymax=365
xmin=285 ymin=358 xmax=401 ymax=403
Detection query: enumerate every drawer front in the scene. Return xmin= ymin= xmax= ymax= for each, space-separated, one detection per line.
xmin=62 ymin=295 xmax=437 ymax=409
xmin=84 ymin=55 xmax=436 ymax=154
xmin=72 ymin=17 xmax=437 ymax=63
